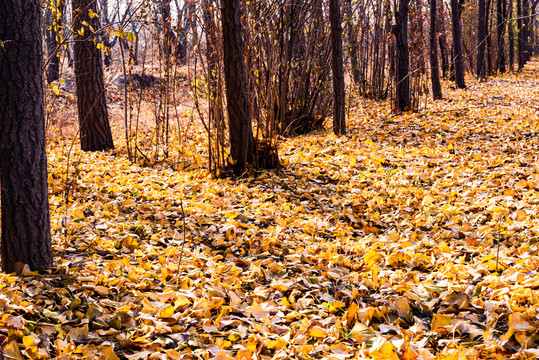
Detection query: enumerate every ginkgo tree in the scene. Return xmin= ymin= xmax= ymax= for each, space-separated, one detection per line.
xmin=0 ymin=0 xmax=52 ymax=272
xmin=73 ymin=0 xmax=115 ymax=152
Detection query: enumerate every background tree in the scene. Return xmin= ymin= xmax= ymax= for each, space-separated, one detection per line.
xmin=221 ymin=0 xmax=255 ymax=174
xmin=477 ymin=0 xmax=487 ymax=78
xmin=392 ymin=0 xmax=410 ymax=111
xmin=430 ymin=0 xmax=442 ymax=99
xmin=0 ymin=0 xmax=52 ymax=272
xmin=73 ymin=0 xmax=114 ymax=151
xmin=45 ymin=0 xmax=65 ymax=83
xmin=496 ymin=0 xmax=507 ymax=72
xmin=344 ymin=0 xmax=361 ymax=86
xmin=329 ymin=0 xmax=346 ymax=135
xmin=451 ymin=0 xmax=466 ymax=88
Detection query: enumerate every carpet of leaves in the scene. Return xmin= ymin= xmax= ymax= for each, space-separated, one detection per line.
xmin=2 ymin=62 xmax=539 ymax=360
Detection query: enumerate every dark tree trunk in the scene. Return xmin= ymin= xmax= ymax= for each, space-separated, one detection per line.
xmin=344 ymin=0 xmax=361 ymax=86
xmin=0 ymin=0 xmax=52 ymax=272
xmin=439 ymin=35 xmax=450 ymax=79
xmin=522 ymin=0 xmax=531 ymax=62
xmin=392 ymin=0 xmax=410 ymax=111
xmin=100 ymin=0 xmax=112 ymax=67
xmin=430 ymin=0 xmax=442 ymax=99
xmin=517 ymin=0 xmax=524 ymax=69
xmin=329 ymin=0 xmax=346 ymax=135
xmin=477 ymin=0 xmax=487 ymax=78
xmin=497 ymin=0 xmax=507 ymax=72
xmin=221 ymin=0 xmax=255 ymax=174
xmin=45 ymin=1 xmax=64 ymax=84
xmin=486 ymin=0 xmax=493 ymax=74
xmin=73 ymin=0 xmax=114 ymax=151
xmin=450 ymin=0 xmax=466 ymax=88
xmin=508 ymin=0 xmax=514 ymax=70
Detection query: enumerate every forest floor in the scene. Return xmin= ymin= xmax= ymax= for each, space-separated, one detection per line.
xmin=2 ymin=60 xmax=539 ymax=360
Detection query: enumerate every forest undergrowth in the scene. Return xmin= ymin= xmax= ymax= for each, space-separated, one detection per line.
xmin=2 ymin=60 xmax=539 ymax=359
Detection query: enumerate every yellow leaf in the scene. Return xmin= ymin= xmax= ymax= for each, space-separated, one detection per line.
xmin=174 ymin=294 xmax=191 ymax=308
xmin=309 ymin=325 xmax=327 ymax=338
xmin=267 ymin=338 xmax=287 ymax=350
xmin=22 ymin=336 xmax=36 ymax=347
xmin=159 ymin=305 xmax=175 ymax=319
xmin=346 ymin=302 xmax=359 ymax=326
xmin=514 ymin=209 xmax=528 ymax=221
xmin=51 ymin=83 xmax=60 ymax=96
xmin=401 ymin=346 xmax=419 ymax=360
xmin=431 ymin=313 xmax=454 ymax=331
xmin=249 ymin=302 xmax=269 ymax=320
xmin=371 ymin=342 xmax=400 ymax=360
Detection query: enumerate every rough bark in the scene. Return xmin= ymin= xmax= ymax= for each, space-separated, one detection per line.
xmin=517 ymin=0 xmax=524 ymax=69
xmin=344 ymin=0 xmax=361 ymax=86
xmin=508 ymin=0 xmax=514 ymax=70
xmin=221 ymin=0 xmax=255 ymax=174
xmin=0 ymin=0 xmax=53 ymax=272
xmin=439 ymin=35 xmax=450 ymax=79
xmin=329 ymin=0 xmax=346 ymax=135
xmin=73 ymin=0 xmax=114 ymax=151
xmin=522 ymin=0 xmax=531 ymax=62
xmin=430 ymin=0 xmax=442 ymax=99
xmin=392 ymin=0 xmax=410 ymax=111
xmin=100 ymin=0 xmax=112 ymax=67
xmin=497 ymin=0 xmax=506 ymax=72
xmin=450 ymin=0 xmax=466 ymax=88
xmin=486 ymin=0 xmax=493 ymax=74
xmin=477 ymin=0 xmax=487 ymax=78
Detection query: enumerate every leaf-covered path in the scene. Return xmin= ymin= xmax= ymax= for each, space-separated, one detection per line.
xmin=2 ymin=61 xmax=539 ymax=359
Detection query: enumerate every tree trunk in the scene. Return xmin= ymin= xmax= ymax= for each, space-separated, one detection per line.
xmin=73 ymin=0 xmax=114 ymax=151
xmin=45 ymin=1 xmax=64 ymax=84
xmin=450 ymin=0 xmax=466 ymax=88
xmin=430 ymin=0 xmax=442 ymax=99
xmin=477 ymin=0 xmax=487 ymax=78
xmin=497 ymin=0 xmax=506 ymax=72
xmin=522 ymin=0 xmax=531 ymax=62
xmin=392 ymin=0 xmax=410 ymax=111
xmin=0 ymin=0 xmax=52 ymax=272
xmin=221 ymin=0 xmax=255 ymax=174
xmin=100 ymin=0 xmax=112 ymax=67
xmin=517 ymin=0 xmax=524 ymax=69
xmin=486 ymin=0 xmax=493 ymax=74
xmin=439 ymin=35 xmax=450 ymax=79
xmin=344 ymin=0 xmax=361 ymax=86
xmin=508 ymin=0 xmax=514 ymax=70
xmin=329 ymin=0 xmax=346 ymax=135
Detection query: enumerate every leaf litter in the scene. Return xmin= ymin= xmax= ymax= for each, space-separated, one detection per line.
xmin=2 ymin=62 xmax=539 ymax=359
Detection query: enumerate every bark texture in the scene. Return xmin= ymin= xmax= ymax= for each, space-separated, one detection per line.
xmin=450 ymin=0 xmax=466 ymax=88
xmin=429 ymin=0 xmax=442 ymax=99
xmin=329 ymin=0 xmax=346 ymax=135
xmin=344 ymin=0 xmax=361 ymax=86
xmin=221 ymin=0 xmax=255 ymax=174
xmin=477 ymin=0 xmax=487 ymax=78
xmin=496 ymin=0 xmax=506 ymax=72
xmin=517 ymin=0 xmax=524 ymax=69
xmin=0 ymin=0 xmax=53 ymax=272
xmin=392 ymin=0 xmax=410 ymax=111
xmin=73 ymin=0 xmax=114 ymax=151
